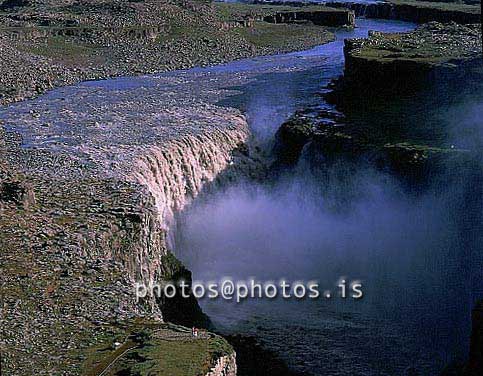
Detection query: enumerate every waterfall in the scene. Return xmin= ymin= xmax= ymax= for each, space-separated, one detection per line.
xmin=133 ymin=115 xmax=251 ymax=253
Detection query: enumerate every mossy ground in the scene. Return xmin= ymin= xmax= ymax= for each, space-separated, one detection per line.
xmin=82 ymin=321 xmax=234 ymax=376
xmin=15 ymin=34 xmax=105 ymax=65
xmin=233 ymin=21 xmax=335 ymax=51
xmin=348 ymin=22 xmax=481 ymax=65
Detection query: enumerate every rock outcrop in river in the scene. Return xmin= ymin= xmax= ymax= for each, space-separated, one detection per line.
xmin=277 ymin=22 xmax=482 ymax=180
xmin=274 ymin=108 xmax=475 ymax=186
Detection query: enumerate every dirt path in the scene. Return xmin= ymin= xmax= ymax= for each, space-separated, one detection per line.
xmin=86 ymin=340 xmax=138 ymax=376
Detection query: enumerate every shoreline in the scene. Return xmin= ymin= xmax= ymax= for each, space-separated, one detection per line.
xmin=0 ymin=28 xmax=336 ymax=106
xmin=0 ymin=0 xmax=343 ymax=106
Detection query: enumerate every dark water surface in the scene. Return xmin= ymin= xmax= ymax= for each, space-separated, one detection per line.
xmin=175 ymin=19 xmax=483 ymax=376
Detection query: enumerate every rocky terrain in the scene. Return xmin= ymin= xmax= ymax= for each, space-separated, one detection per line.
xmin=0 ymin=0 xmax=345 ymax=105
xmin=0 ymin=60 xmax=262 ymax=373
xmin=275 ymin=107 xmax=476 ymax=185
xmin=329 ymin=21 xmax=482 ymax=99
xmin=326 ymin=0 xmax=481 ymax=24
xmin=2 ymin=1 xmax=482 ymax=375
xmin=277 ymin=22 xmax=482 ymax=177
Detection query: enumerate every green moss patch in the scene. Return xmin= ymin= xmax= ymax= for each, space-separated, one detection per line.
xmin=15 ymin=34 xmax=103 ymax=65
xmin=233 ymin=21 xmax=334 ymax=50
xmin=82 ymin=321 xmax=234 ymax=376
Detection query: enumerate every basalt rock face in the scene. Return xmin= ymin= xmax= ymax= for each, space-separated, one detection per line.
xmin=325 ymin=0 xmax=481 ymax=24
xmin=274 ymin=111 xmax=473 ymax=187
xmin=276 ymin=23 xmax=483 ymax=185
xmin=206 ymin=354 xmax=237 ymax=376
xmin=329 ymin=22 xmax=482 ymax=101
xmin=218 ymin=2 xmax=355 ymax=27
xmin=263 ymin=9 xmax=355 ymax=27
xmin=468 ymin=301 xmax=483 ymax=375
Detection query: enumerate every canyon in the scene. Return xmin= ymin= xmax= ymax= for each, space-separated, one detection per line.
xmin=1 ymin=0 xmax=483 ymax=375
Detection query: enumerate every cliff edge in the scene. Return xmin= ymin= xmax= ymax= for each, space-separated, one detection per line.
xmin=0 ymin=65 xmax=263 ymax=374
xmin=330 ymin=21 xmax=481 ymax=100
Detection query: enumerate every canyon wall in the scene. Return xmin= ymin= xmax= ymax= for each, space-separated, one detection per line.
xmin=468 ymin=301 xmax=483 ymax=374
xmin=263 ymin=9 xmax=355 ymax=27
xmin=325 ymin=1 xmax=480 ymax=24
xmin=331 ymin=22 xmax=482 ymax=100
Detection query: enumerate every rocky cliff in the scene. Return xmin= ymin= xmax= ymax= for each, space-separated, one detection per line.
xmin=206 ymin=354 xmax=237 ymax=376
xmin=329 ymin=22 xmax=482 ymax=100
xmin=274 ymin=109 xmax=474 ymax=187
xmin=325 ymin=0 xmax=480 ymax=24
xmin=468 ymin=301 xmax=483 ymax=375
xmin=277 ymin=23 xmax=482 ymax=179
xmin=0 ymin=63 xmax=266 ymax=373
xmin=217 ymin=2 xmax=355 ymax=27
xmin=262 ymin=8 xmax=355 ymax=27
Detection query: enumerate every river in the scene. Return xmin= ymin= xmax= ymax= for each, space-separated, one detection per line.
xmin=175 ymin=18 xmax=483 ymax=376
